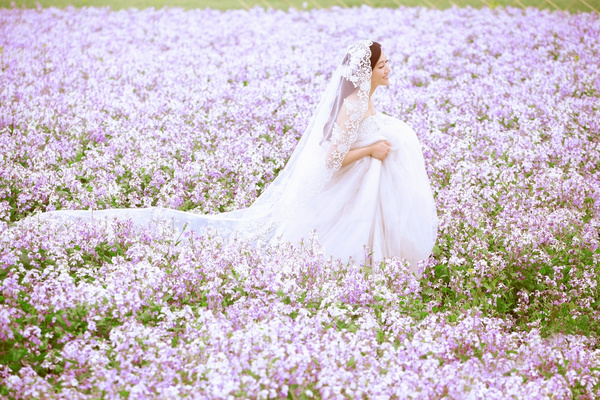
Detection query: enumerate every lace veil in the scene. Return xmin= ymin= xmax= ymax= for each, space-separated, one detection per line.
xmin=35 ymin=40 xmax=375 ymax=244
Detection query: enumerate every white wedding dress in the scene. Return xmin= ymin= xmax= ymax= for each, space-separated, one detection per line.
xmin=278 ymin=112 xmax=438 ymax=267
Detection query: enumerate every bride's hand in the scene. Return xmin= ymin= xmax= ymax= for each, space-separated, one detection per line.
xmin=370 ymin=140 xmax=391 ymax=161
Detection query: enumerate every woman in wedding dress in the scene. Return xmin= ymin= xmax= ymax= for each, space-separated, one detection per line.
xmin=38 ymin=40 xmax=438 ymax=275
xmin=276 ymin=41 xmax=438 ymax=269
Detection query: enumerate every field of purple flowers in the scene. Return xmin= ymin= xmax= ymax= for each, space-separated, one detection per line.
xmin=1 ymin=4 xmax=599 ymax=399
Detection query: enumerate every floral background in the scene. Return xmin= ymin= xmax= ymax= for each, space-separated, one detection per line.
xmin=1 ymin=5 xmax=599 ymax=399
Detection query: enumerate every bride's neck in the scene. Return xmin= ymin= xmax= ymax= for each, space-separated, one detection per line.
xmin=370 ymin=80 xmax=381 ymax=98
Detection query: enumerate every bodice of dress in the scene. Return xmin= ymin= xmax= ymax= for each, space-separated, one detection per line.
xmin=357 ymin=113 xmax=380 ymax=138
xmin=350 ymin=112 xmax=392 ymax=150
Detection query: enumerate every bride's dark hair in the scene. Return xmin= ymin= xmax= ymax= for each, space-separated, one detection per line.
xmin=369 ymin=42 xmax=382 ymax=70
xmin=321 ymin=42 xmax=381 ymax=145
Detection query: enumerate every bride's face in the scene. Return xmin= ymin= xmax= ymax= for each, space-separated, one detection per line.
xmin=372 ymin=51 xmax=391 ymax=87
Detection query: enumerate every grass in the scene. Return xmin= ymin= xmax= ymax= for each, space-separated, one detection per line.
xmin=1 ymin=0 xmax=599 ymax=13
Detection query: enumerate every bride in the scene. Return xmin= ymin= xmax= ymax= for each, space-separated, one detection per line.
xmin=39 ymin=40 xmax=439 ymax=275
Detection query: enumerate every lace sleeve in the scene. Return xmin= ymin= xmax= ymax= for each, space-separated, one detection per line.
xmin=325 ymin=97 xmax=363 ymax=171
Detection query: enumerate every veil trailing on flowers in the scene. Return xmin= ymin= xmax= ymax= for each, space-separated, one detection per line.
xmin=35 ymin=40 xmax=375 ymax=244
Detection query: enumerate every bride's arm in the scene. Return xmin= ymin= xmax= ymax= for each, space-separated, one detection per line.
xmin=327 ymin=99 xmax=391 ymax=169
xmin=342 ymin=140 xmax=391 ymax=167
xmin=335 ymin=102 xmax=391 ymax=167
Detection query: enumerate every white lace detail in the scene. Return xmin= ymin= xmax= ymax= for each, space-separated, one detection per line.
xmin=324 ymin=40 xmax=373 ymax=171
xmin=345 ymin=97 xmax=366 ymax=118
xmin=357 ymin=115 xmax=379 ymax=136
xmin=331 ymin=123 xmax=343 ymax=141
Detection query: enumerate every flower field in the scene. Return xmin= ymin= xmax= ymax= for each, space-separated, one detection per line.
xmin=1 ymin=4 xmax=600 ymax=399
